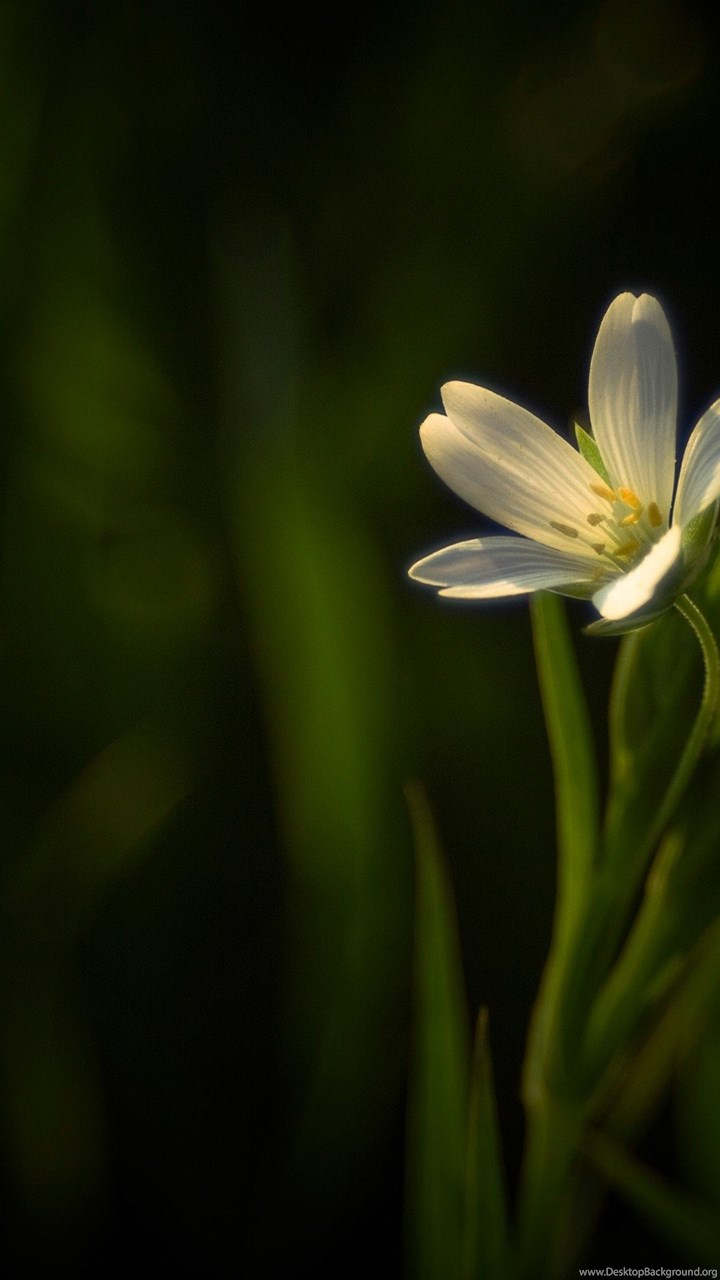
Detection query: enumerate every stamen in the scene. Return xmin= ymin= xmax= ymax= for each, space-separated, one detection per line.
xmin=648 ymin=502 xmax=662 ymax=528
xmin=590 ymin=482 xmax=617 ymax=503
xmin=619 ymin=510 xmax=642 ymax=527
xmin=591 ymin=542 xmax=606 ymax=555
xmin=615 ymin=540 xmax=638 ymax=557
xmin=586 ymin=512 xmax=604 ymax=526
xmin=618 ymin=487 xmax=642 ymax=510
xmin=549 ymin=521 xmax=578 ymax=538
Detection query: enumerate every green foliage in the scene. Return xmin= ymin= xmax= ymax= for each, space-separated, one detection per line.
xmin=586 ymin=1132 xmax=720 ymax=1262
xmin=216 ymin=217 xmax=410 ymax=1226
xmin=525 ymin=593 xmax=599 ymax=1097
xmin=514 ymin=585 xmax=720 ymax=1273
xmin=405 ymin=782 xmax=470 ymax=1280
xmin=3 ymin=2 xmax=720 ymax=1274
xmin=462 ymin=1010 xmax=509 ymax=1280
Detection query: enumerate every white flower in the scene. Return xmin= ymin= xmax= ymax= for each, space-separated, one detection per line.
xmin=409 ymin=292 xmax=720 ymax=633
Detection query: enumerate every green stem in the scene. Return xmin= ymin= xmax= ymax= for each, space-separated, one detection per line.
xmin=523 ymin=595 xmax=599 ymax=1102
xmin=516 ymin=597 xmax=719 ymax=1272
xmin=647 ymin=594 xmax=719 ymax=847
xmin=581 ymin=594 xmax=719 ymax=1077
xmin=584 ymin=1130 xmax=720 ymax=1259
xmin=515 ymin=1096 xmax=586 ymax=1279
xmin=516 ymin=597 xmax=599 ymax=1277
xmin=607 ymin=627 xmax=644 ymax=790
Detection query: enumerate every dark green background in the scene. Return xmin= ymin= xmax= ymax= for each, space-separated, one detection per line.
xmin=1 ymin=0 xmax=719 ymax=1273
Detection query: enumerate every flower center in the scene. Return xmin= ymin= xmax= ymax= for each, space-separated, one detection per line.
xmin=549 ymin=481 xmax=665 ymax=573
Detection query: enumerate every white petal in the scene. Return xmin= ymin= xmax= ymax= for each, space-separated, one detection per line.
xmin=409 ymin=536 xmax=598 ymax=598
xmin=421 ymin=389 xmax=600 ymax=555
xmin=588 ymin=292 xmax=677 ymax=519
xmin=673 ymin=398 xmax=720 ymax=526
xmin=592 ymin=525 xmax=682 ymax=620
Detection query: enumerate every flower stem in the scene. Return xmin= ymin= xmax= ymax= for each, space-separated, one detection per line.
xmin=649 ymin=593 xmax=719 ymax=843
xmin=517 ymin=597 xmax=720 ymax=1275
xmin=580 ymin=593 xmax=719 ymax=1078
xmin=515 ymin=1095 xmax=586 ymax=1280
xmin=607 ymin=627 xmax=644 ymax=790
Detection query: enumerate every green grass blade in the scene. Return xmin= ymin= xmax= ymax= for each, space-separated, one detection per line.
xmin=405 ymin=782 xmax=470 ymax=1280
xmin=462 ymin=1009 xmax=509 ymax=1280
xmin=215 ymin=216 xmax=409 ymax=1233
xmin=606 ymin=912 xmax=720 ymax=1144
xmin=585 ymin=1131 xmax=720 ymax=1261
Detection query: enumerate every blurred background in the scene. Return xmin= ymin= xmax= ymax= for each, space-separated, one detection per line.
xmin=1 ymin=0 xmax=720 ymax=1274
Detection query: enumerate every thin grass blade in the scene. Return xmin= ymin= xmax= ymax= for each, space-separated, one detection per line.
xmin=405 ymin=781 xmax=470 ymax=1280
xmin=462 ymin=1008 xmax=509 ymax=1280
xmin=586 ymin=1131 xmax=720 ymax=1261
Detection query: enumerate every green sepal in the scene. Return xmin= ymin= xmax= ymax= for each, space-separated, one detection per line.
xmin=584 ymin=608 xmax=669 ymax=638
xmin=574 ymin=423 xmax=611 ymax=485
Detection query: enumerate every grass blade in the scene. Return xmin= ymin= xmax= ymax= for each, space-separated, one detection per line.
xmin=462 ymin=1008 xmax=509 ymax=1280
xmin=585 ymin=1131 xmax=720 ymax=1261
xmin=405 ymin=781 xmax=470 ymax=1280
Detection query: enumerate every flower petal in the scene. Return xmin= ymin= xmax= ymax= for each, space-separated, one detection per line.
xmin=673 ymin=397 xmax=720 ymax=526
xmin=588 ymin=292 xmax=677 ymax=520
xmin=409 ymin=536 xmax=599 ymax=598
xmin=592 ymin=525 xmax=682 ymax=620
xmin=421 ymin=388 xmax=601 ymax=554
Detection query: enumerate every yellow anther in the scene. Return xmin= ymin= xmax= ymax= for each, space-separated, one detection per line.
xmin=590 ymin=482 xmax=617 ymax=502
xmin=618 ymin=487 xmax=642 ymax=510
xmin=619 ymin=510 xmax=642 ymax=526
xmin=586 ymin=512 xmax=604 ymax=526
xmin=591 ymin=542 xmax=606 ymax=555
xmin=615 ymin=540 xmax=638 ymax=557
xmin=648 ymin=502 xmax=662 ymax=528
xmin=549 ymin=520 xmax=578 ymax=538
